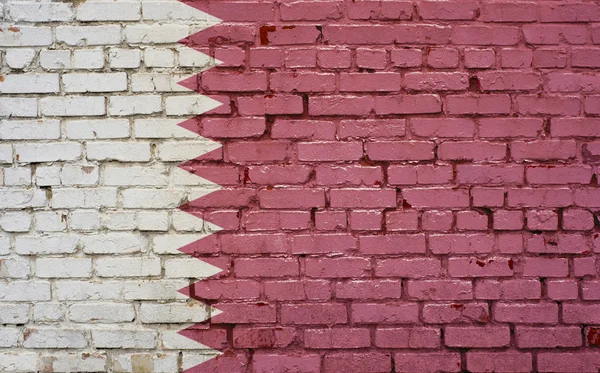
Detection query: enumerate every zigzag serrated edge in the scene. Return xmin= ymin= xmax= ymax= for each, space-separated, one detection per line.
xmin=169 ymin=2 xmax=235 ymax=371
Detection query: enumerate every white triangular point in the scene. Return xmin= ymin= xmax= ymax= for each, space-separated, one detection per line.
xmin=182 ymin=352 xmax=223 ymax=371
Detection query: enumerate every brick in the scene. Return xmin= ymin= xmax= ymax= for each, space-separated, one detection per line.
xmin=253 ymin=354 xmax=320 ymax=373
xmin=375 ymin=258 xmax=441 ymax=278
xmin=475 ymin=279 xmax=541 ymax=300
xmin=494 ymin=302 xmax=559 ymax=324
xmin=404 ymin=72 xmax=468 ymax=91
xmin=281 ymin=303 xmax=347 ymax=325
xmin=366 ymin=141 xmax=435 ymax=161
xmin=410 ymin=118 xmax=474 ymax=138
xmin=376 ymin=328 xmax=440 ymax=349
xmin=516 ymin=326 xmax=582 ymax=348
xmin=422 ymin=302 xmax=489 ymax=324
xmin=395 ymin=353 xmax=461 ymax=373
xmin=419 ymin=1 xmax=478 ymax=20
xmin=304 ymin=328 xmax=370 ymax=349
xmin=407 ymin=280 xmax=472 ymax=300
xmin=448 ymin=257 xmax=514 ymax=277
xmin=341 ymin=73 xmax=401 ymax=92
xmin=446 ymin=94 xmax=511 ymax=115
xmin=523 ymin=258 xmax=568 ymax=277
xmin=323 ymin=352 xmax=391 ymax=373
xmin=351 ymin=303 xmax=419 ymax=324
xmin=466 ymin=352 xmax=532 ymax=373
xmin=403 ymin=188 xmax=469 ymax=208
xmin=538 ymin=353 xmax=600 ymax=372
xmin=445 ymin=326 xmax=510 ymax=348
xmin=430 ymin=234 xmax=494 ymax=254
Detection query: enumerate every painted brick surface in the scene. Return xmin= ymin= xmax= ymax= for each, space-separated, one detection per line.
xmin=1 ymin=0 xmax=600 ymax=372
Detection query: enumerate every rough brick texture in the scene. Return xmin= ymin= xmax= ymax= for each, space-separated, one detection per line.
xmin=1 ymin=0 xmax=600 ymax=372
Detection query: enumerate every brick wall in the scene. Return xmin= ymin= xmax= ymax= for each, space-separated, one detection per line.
xmin=1 ymin=0 xmax=600 ymax=372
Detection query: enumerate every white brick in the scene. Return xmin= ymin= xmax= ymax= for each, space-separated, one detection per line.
xmin=3 ymin=167 xmax=31 ymax=186
xmin=92 ymin=329 xmax=156 ymax=349
xmin=0 ymin=119 xmax=60 ymax=140
xmin=0 ymin=281 xmax=51 ymax=301
xmin=0 ymin=234 xmax=13 ymax=254
xmin=139 ymin=302 xmax=210 ymax=323
xmin=179 ymin=48 xmax=217 ymax=68
xmin=56 ymin=281 xmax=123 ymax=301
xmin=69 ymin=303 xmax=135 ymax=323
xmin=108 ymin=95 xmax=162 ymax=116
xmin=23 ymin=329 xmax=87 ymax=349
xmin=164 ymin=257 xmax=223 ymax=278
xmin=102 ymin=212 xmax=137 ymax=231
xmin=40 ymin=50 xmax=72 ymax=70
xmin=134 ymin=118 xmax=196 ymax=138
xmin=35 ymin=166 xmax=60 ymax=186
xmin=15 ymin=235 xmax=78 ymax=255
xmin=0 ymin=26 xmax=52 ymax=46
xmin=72 ymin=49 xmax=105 ymax=69
xmin=0 ymin=188 xmax=46 ymax=209
xmin=0 ymin=256 xmax=31 ymax=279
xmin=138 ymin=211 xmax=169 ymax=231
xmin=56 ymin=26 xmax=122 ymax=46
xmin=6 ymin=3 xmax=73 ymax=22
xmin=0 ymin=144 xmax=12 ymax=163
xmin=104 ymin=165 xmax=169 ymax=186
xmin=131 ymin=73 xmax=191 ymax=92
xmin=121 ymin=280 xmax=188 ymax=300
xmin=40 ymin=353 xmax=107 ymax=373
xmin=122 ymin=188 xmax=186 ymax=209
xmin=33 ymin=303 xmax=64 ymax=322
xmin=80 ymin=233 xmax=145 ymax=254
xmin=15 ymin=143 xmax=82 ymax=163
xmin=111 ymin=353 xmax=178 ymax=373
xmin=152 ymin=234 xmax=213 ymax=255
xmin=125 ymin=24 xmax=189 ymax=44
xmin=36 ymin=258 xmax=92 ymax=278
xmin=63 ymin=73 xmax=127 ymax=93
xmin=56 ymin=280 xmax=187 ymax=301
xmin=109 ymin=48 xmax=142 ymax=69
xmin=0 ymin=304 xmax=29 ymax=324
xmin=158 ymin=141 xmax=221 ymax=161
xmin=0 ymin=328 xmax=20 ymax=347
xmin=69 ymin=210 xmax=101 ymax=231
xmin=142 ymin=1 xmax=220 ymax=22
xmin=161 ymin=330 xmax=210 ymax=350
xmin=34 ymin=211 xmax=67 ymax=232
xmin=87 ymin=142 xmax=151 ymax=162
xmin=76 ymin=2 xmax=141 ymax=21
xmin=0 ymin=212 xmax=32 ymax=232
xmin=165 ymin=95 xmax=223 ymax=116
xmin=0 ymin=233 xmax=10 ymax=255
xmin=5 ymin=48 xmax=36 ymax=69
xmin=65 ymin=119 xmax=130 ymax=140
xmin=41 ymin=97 xmax=106 ymax=117
xmin=0 ymin=352 xmax=38 ymax=372
xmin=96 ymin=257 xmax=161 ymax=277
xmin=61 ymin=165 xmax=99 ymax=186
xmin=0 ymin=97 xmax=38 ymax=117
xmin=0 ymin=73 xmax=59 ymax=94
xmin=52 ymin=188 xmax=117 ymax=209
xmin=144 ymin=48 xmax=176 ymax=67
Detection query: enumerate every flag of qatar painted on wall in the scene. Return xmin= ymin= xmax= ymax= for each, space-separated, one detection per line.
xmin=1 ymin=0 xmax=600 ymax=372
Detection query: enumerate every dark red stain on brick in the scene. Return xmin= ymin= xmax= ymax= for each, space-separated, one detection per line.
xmin=508 ymin=259 xmax=514 ymax=270
xmin=588 ymin=328 xmax=600 ymax=347
xmin=259 ymin=25 xmax=276 ymax=45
